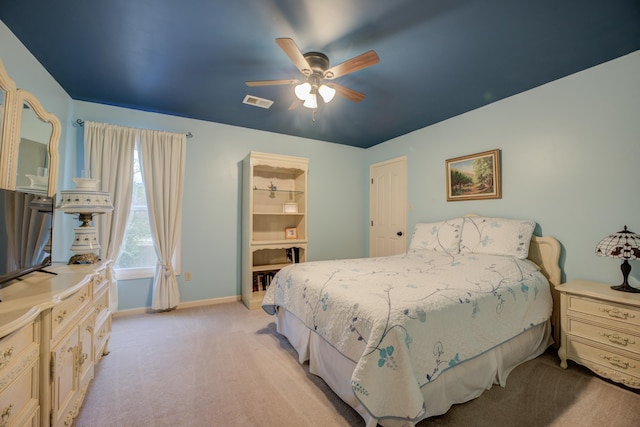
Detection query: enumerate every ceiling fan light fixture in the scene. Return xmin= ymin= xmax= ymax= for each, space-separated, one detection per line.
xmin=303 ymin=93 xmax=318 ymax=109
xmin=318 ymin=84 xmax=336 ymax=103
xmin=294 ymin=82 xmax=311 ymax=101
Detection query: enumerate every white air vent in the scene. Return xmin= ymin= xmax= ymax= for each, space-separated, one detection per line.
xmin=243 ymin=95 xmax=273 ymax=109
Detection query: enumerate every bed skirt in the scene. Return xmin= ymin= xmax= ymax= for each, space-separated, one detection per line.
xmin=275 ymin=307 xmax=552 ymax=427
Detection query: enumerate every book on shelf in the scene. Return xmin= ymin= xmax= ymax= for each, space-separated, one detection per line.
xmin=253 ymin=271 xmax=277 ymax=292
xmin=286 ymin=247 xmax=300 ymax=264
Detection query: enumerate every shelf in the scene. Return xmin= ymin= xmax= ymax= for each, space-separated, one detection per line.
xmin=251 ymin=239 xmax=307 ymax=246
xmin=253 ymin=212 xmax=304 ymax=216
xmin=243 ymin=152 xmax=308 ymax=310
xmin=253 ymin=188 xmax=304 ymax=195
xmin=252 ymin=263 xmax=293 ymax=272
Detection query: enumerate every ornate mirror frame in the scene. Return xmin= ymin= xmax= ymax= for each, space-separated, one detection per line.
xmin=12 ymin=89 xmax=61 ymax=197
xmin=0 ymin=57 xmax=18 ymax=188
xmin=0 ymin=56 xmax=60 ymax=197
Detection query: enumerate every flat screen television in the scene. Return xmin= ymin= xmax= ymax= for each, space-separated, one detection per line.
xmin=0 ymin=187 xmax=54 ymax=288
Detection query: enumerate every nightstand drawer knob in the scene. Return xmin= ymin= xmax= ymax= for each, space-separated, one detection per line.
xmin=599 ymin=307 xmax=636 ymax=320
xmin=601 ymin=354 xmax=636 ymax=370
xmin=600 ymin=332 xmax=635 ymax=346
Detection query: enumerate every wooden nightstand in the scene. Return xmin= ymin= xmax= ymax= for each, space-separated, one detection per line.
xmin=556 ymin=280 xmax=640 ymax=388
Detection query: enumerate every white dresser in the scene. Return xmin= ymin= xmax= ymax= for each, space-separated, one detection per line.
xmin=0 ymin=261 xmax=112 ymax=427
xmin=556 ymin=280 xmax=640 ymax=388
xmin=0 ymin=308 xmax=40 ymax=426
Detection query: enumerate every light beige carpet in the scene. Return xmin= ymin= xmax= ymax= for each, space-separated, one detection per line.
xmin=74 ymin=302 xmax=640 ymax=427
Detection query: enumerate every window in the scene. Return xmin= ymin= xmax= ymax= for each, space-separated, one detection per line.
xmin=115 ymin=148 xmax=156 ymax=279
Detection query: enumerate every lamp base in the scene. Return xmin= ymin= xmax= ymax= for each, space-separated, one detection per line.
xmin=68 ymin=253 xmax=100 ymax=265
xmin=610 ymin=259 xmax=640 ymax=292
xmin=611 ymin=283 xmax=640 ymax=293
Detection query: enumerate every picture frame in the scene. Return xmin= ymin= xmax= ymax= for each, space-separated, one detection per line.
xmin=285 ymin=227 xmax=298 ymax=240
xmin=446 ymin=149 xmax=501 ymax=201
xmin=283 ymin=202 xmax=298 ymax=213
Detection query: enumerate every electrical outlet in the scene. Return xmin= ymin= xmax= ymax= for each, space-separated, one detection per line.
xmin=185 ymin=272 xmax=192 ymax=281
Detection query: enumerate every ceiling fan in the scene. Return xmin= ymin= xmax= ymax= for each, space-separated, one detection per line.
xmin=246 ymin=38 xmax=379 ymax=110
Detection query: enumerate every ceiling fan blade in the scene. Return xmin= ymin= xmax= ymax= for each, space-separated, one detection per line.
xmin=245 ymin=79 xmax=299 ymax=87
xmin=276 ymin=38 xmax=312 ymax=76
xmin=328 ymin=83 xmax=366 ymax=103
xmin=324 ymin=50 xmax=379 ymax=79
xmin=288 ymin=100 xmax=302 ymax=110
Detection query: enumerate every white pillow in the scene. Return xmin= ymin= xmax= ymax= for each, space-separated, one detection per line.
xmin=459 ymin=216 xmax=535 ymax=259
xmin=409 ymin=218 xmax=464 ymax=254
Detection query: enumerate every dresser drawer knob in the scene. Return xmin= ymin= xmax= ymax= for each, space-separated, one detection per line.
xmin=55 ymin=310 xmax=68 ymax=324
xmin=601 ymin=354 xmax=636 ymax=370
xmin=599 ymin=307 xmax=636 ymax=320
xmin=0 ymin=347 xmax=14 ymax=369
xmin=1 ymin=404 xmax=13 ymax=426
xmin=600 ymin=332 xmax=635 ymax=346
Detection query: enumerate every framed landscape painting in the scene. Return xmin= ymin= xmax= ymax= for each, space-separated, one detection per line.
xmin=446 ymin=149 xmax=501 ymax=201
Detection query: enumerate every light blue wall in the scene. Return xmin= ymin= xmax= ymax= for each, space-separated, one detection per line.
xmin=70 ymin=103 xmax=367 ymax=309
xmin=1 ymin=21 xmax=367 ymax=310
xmin=3 ymin=20 xmax=640 ymax=309
xmin=367 ymin=51 xmax=640 ymax=288
xmin=0 ymin=22 xmax=76 ymax=263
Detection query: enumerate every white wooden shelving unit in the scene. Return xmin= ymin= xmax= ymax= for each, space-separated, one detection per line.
xmin=242 ymin=152 xmax=308 ymax=310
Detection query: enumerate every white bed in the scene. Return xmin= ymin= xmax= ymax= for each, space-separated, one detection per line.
xmin=262 ymin=217 xmax=561 ymax=427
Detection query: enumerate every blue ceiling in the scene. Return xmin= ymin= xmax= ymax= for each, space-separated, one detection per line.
xmin=1 ymin=0 xmax=639 ymax=148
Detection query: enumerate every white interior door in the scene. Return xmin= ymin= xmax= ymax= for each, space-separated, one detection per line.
xmin=369 ymin=156 xmax=407 ymax=257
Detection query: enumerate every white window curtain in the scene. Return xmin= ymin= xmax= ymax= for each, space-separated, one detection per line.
xmin=84 ymin=121 xmax=136 ymax=311
xmin=138 ymin=129 xmax=186 ymax=310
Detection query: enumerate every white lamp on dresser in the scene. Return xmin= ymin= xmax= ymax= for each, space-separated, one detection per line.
xmin=56 ymin=177 xmax=113 ymax=264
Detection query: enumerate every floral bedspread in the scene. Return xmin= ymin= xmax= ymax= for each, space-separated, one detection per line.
xmin=262 ymin=251 xmax=552 ymax=421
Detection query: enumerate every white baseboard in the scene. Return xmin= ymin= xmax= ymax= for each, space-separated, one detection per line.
xmin=113 ymin=295 xmax=242 ymax=317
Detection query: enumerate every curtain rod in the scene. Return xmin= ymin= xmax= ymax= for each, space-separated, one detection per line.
xmin=75 ymin=119 xmax=193 ymax=138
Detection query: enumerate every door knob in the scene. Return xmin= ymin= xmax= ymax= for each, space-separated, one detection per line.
xmin=397 ymin=231 xmax=403 ymax=236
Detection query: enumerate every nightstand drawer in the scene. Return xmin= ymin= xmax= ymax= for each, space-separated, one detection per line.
xmin=567 ymin=294 xmax=640 ymax=328
xmin=567 ymin=318 xmax=640 ymax=355
xmin=568 ymin=338 xmax=640 ymax=386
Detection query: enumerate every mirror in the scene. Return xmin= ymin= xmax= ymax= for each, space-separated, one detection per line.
xmin=0 ymin=56 xmax=60 ymax=197
xmin=12 ymin=89 xmax=60 ymax=197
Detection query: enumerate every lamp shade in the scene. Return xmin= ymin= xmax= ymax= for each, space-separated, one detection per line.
xmin=318 ymin=84 xmax=336 ymax=103
xmin=303 ymin=93 xmax=318 ymax=109
xmin=56 ymin=177 xmax=113 ymax=214
xmin=57 ymin=190 xmax=113 ymax=214
xmin=595 ymin=226 xmax=640 ymax=260
xmin=29 ymin=195 xmax=54 ymax=213
xmin=294 ymin=82 xmax=311 ymax=101
xmin=595 ymin=225 xmax=640 ymax=293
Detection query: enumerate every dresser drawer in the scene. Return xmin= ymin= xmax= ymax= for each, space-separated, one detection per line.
xmin=0 ymin=322 xmax=37 ymax=374
xmin=567 ymin=294 xmax=640 ymax=328
xmin=51 ymin=283 xmax=91 ymax=340
xmin=567 ymin=338 xmax=640 ymax=387
xmin=94 ymin=284 xmax=109 ymax=320
xmin=94 ymin=314 xmax=111 ymax=360
xmin=0 ymin=358 xmax=39 ymax=427
xmin=567 ymin=317 xmax=640 ymax=356
xmin=92 ymin=271 xmax=108 ymax=295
